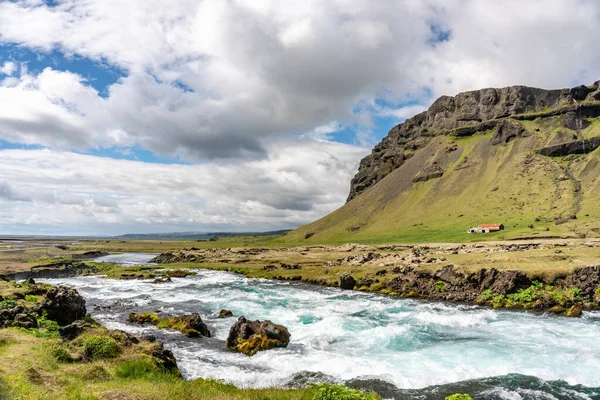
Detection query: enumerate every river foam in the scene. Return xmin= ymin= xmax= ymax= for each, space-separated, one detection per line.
xmin=40 ymin=262 xmax=600 ymax=399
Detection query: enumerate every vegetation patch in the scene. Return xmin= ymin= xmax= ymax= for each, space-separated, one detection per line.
xmin=313 ymin=383 xmax=379 ymax=400
xmin=82 ymin=335 xmax=121 ymax=359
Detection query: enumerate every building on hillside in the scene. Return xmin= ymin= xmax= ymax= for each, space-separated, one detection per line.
xmin=479 ymin=223 xmax=504 ymax=231
xmin=467 ymin=223 xmax=504 ymax=234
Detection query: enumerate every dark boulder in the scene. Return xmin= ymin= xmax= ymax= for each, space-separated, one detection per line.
xmin=218 ymin=309 xmax=234 ymax=318
xmin=153 ymin=276 xmax=172 ymax=284
xmin=339 ymin=273 xmax=357 ymax=290
xmin=59 ymin=320 xmax=91 ymax=340
xmin=12 ymin=313 xmax=38 ymax=329
xmin=171 ymin=313 xmax=211 ymax=338
xmin=38 ymin=286 xmax=87 ymax=326
xmin=226 ymin=316 xmax=290 ymax=356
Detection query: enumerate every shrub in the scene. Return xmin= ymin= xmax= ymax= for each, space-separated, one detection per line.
xmin=481 ymin=289 xmax=493 ymax=301
xmin=25 ymin=295 xmax=39 ymax=304
xmin=313 ymin=384 xmax=378 ymax=400
xmin=491 ymin=295 xmax=505 ymax=308
xmin=83 ymin=335 xmax=120 ymax=359
xmin=445 ymin=395 xmax=474 ymax=400
xmin=435 ymin=281 xmax=447 ymax=293
xmin=507 ymin=286 xmax=537 ymax=303
xmin=50 ymin=344 xmax=73 ymax=363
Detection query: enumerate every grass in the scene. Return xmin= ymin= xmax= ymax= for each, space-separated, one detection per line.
xmin=0 ymin=326 xmax=378 ymax=400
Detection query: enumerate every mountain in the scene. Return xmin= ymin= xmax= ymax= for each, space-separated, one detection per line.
xmin=116 ymin=230 xmax=291 ymax=239
xmin=285 ymin=81 xmax=600 ymax=243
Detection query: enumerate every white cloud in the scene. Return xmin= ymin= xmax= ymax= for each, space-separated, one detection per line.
xmin=0 ymin=61 xmax=16 ymax=75
xmin=0 ymin=0 xmax=599 ymax=233
xmin=0 ymin=138 xmax=368 ymax=235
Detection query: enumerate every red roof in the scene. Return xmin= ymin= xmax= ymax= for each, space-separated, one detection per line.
xmin=479 ymin=224 xmax=503 ymax=228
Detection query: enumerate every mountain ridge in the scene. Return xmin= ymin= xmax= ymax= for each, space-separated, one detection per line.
xmin=283 ymin=81 xmax=600 ymax=244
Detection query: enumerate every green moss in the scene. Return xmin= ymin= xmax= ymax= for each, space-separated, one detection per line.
xmin=435 ymin=281 xmax=447 ymax=293
xmin=24 ymin=295 xmax=40 ymax=304
xmin=128 ymin=312 xmax=160 ymax=325
xmin=492 ymin=295 xmax=506 ymax=308
xmin=481 ymin=289 xmax=494 ymax=301
xmin=82 ymin=335 xmax=120 ymax=359
xmin=0 ymin=300 xmax=17 ymax=309
xmin=234 ymin=334 xmax=281 ymax=356
xmin=313 ymin=384 xmax=379 ymax=400
xmin=445 ymin=395 xmax=474 ymax=400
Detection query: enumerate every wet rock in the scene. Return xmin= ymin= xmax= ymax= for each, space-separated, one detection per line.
xmin=38 ymin=286 xmax=87 ymax=326
xmin=218 ymin=309 xmax=234 ymax=318
xmin=128 ymin=312 xmax=210 ymax=338
xmin=285 ymin=371 xmax=339 ymax=388
xmin=226 ymin=316 xmax=291 ymax=356
xmin=548 ymin=305 xmax=565 ymax=314
xmin=152 ymin=276 xmax=172 ymax=284
xmin=339 ymin=273 xmax=357 ymax=290
xmin=171 ymin=313 xmax=211 ymax=337
xmin=565 ymin=305 xmax=583 ymax=317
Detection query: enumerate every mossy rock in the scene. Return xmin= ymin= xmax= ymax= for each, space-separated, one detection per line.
xmin=234 ymin=334 xmax=282 ymax=356
xmin=548 ymin=305 xmax=565 ymax=314
xmin=445 ymin=394 xmax=474 ymax=400
xmin=565 ymin=304 xmax=582 ymax=317
xmin=128 ymin=312 xmax=160 ymax=325
xmin=129 ymin=312 xmax=210 ymax=338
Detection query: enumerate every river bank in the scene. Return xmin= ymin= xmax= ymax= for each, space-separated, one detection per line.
xmin=0 ymin=278 xmax=381 ymax=400
xmin=143 ymin=241 xmax=600 ymax=317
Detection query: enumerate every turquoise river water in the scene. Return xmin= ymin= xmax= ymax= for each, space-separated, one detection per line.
xmin=40 ymin=253 xmax=600 ymax=400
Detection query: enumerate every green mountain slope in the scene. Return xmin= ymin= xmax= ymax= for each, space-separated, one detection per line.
xmin=284 ymin=83 xmax=600 ymax=244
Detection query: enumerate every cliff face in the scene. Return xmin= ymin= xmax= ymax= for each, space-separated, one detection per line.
xmin=348 ymin=82 xmax=600 ymax=201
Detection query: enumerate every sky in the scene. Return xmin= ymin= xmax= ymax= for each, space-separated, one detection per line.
xmin=1 ymin=0 xmax=600 ymax=236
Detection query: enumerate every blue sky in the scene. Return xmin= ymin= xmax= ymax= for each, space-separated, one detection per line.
xmin=0 ymin=0 xmax=599 ymax=235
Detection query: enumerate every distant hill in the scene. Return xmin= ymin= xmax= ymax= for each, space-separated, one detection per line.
xmin=115 ymin=230 xmax=292 ymax=240
xmin=284 ymin=81 xmax=600 ymax=244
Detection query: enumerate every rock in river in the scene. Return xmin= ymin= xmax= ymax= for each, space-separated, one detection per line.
xmin=226 ymin=316 xmax=290 ymax=356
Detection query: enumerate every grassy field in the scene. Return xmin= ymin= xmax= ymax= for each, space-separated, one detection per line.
xmin=0 ymin=328 xmax=334 ymax=400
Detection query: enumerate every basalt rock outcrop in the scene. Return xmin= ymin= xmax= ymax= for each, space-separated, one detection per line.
xmin=37 ymin=286 xmax=87 ymax=326
xmin=226 ymin=316 xmax=291 ymax=356
xmin=348 ymin=81 xmax=600 ymax=201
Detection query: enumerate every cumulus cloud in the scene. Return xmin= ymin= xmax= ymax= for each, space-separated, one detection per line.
xmin=0 ymin=138 xmax=367 ymax=235
xmin=0 ymin=0 xmax=598 ymax=160
xmin=1 ymin=0 xmax=600 ymax=234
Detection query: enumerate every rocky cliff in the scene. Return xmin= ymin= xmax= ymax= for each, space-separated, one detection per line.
xmin=348 ymin=82 xmax=600 ymax=201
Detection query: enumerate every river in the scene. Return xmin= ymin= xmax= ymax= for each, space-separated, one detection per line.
xmin=40 ymin=253 xmax=600 ymax=400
